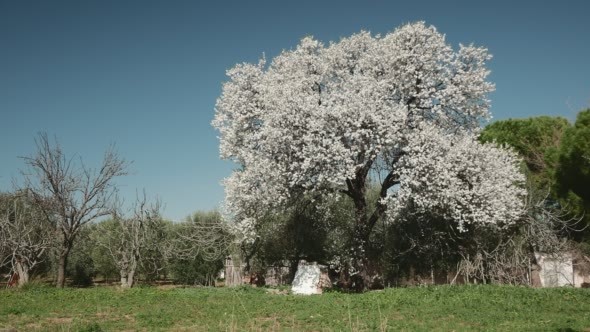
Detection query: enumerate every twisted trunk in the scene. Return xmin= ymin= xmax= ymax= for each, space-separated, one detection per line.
xmin=345 ymin=163 xmax=400 ymax=291
xmin=14 ymin=260 xmax=30 ymax=287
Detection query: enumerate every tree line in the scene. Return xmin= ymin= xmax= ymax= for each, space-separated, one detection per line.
xmin=1 ymin=112 xmax=588 ymax=289
xmin=0 ymin=134 xmax=229 ymax=288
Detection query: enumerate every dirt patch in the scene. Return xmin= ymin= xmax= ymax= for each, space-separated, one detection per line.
xmin=25 ymin=323 xmax=42 ymax=329
xmin=95 ymin=312 xmax=110 ymax=318
xmin=46 ymin=317 xmax=73 ymax=324
xmin=0 ymin=328 xmax=18 ymax=332
xmin=124 ymin=314 xmax=136 ymax=322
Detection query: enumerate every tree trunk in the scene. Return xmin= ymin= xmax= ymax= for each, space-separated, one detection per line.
xmin=56 ymin=244 xmax=71 ymax=288
xmin=349 ymin=194 xmax=390 ymax=290
xmin=345 ymin=162 xmax=397 ymax=291
xmin=350 ymin=222 xmax=372 ymax=291
xmin=127 ymin=269 xmax=135 ymax=288
xmin=345 ymin=169 xmax=374 ymax=291
xmin=120 ymin=273 xmax=128 ymax=288
xmin=120 ymin=260 xmax=136 ymax=288
xmin=15 ymin=260 xmax=30 ymax=287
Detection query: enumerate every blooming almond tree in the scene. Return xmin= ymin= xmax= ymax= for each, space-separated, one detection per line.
xmin=213 ymin=22 xmax=526 ymax=288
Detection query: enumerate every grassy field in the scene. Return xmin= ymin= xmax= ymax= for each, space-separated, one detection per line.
xmin=0 ymin=284 xmax=589 ymax=331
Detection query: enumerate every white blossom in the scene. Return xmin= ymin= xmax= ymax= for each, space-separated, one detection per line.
xmin=386 ymin=123 xmax=526 ymax=231
xmin=213 ymin=22 xmax=523 ymax=236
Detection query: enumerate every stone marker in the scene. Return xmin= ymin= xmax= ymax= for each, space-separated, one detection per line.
xmin=291 ymin=260 xmax=331 ymax=295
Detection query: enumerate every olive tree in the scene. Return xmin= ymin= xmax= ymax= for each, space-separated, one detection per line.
xmin=94 ymin=194 xmax=163 ymax=288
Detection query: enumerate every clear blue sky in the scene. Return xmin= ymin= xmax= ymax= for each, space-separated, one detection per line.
xmin=1 ymin=0 xmax=589 ymax=221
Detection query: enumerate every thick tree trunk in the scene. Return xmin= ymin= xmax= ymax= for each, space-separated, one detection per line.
xmin=350 ymin=221 xmax=372 ymax=291
xmin=56 ymin=253 xmax=67 ymax=288
xmin=350 ymin=182 xmax=390 ymax=291
xmin=120 ymin=259 xmax=136 ymax=288
xmin=344 ymin=163 xmax=374 ymax=291
xmin=120 ymin=273 xmax=128 ymax=288
xmin=345 ymin=160 xmax=399 ymax=291
xmin=127 ymin=270 xmax=135 ymax=288
xmin=56 ymin=243 xmax=72 ymax=288
xmin=15 ymin=260 xmax=30 ymax=287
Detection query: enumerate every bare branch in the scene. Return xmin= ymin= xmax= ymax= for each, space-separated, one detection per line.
xmin=19 ymin=133 xmax=129 ymax=287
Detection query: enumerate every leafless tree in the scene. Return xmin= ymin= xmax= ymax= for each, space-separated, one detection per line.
xmin=171 ymin=211 xmax=232 ymax=262
xmin=455 ymin=190 xmax=584 ymax=285
xmin=21 ymin=133 xmax=128 ymax=287
xmin=95 ymin=193 xmax=162 ymax=288
xmin=0 ymin=191 xmax=53 ymax=287
xmin=164 ymin=211 xmax=232 ymax=286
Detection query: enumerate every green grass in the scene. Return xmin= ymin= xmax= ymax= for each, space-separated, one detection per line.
xmin=0 ymin=284 xmax=589 ymax=331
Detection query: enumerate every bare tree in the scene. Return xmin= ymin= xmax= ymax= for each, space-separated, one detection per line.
xmin=21 ymin=133 xmax=128 ymax=287
xmin=0 ymin=191 xmax=53 ymax=287
xmin=95 ymin=193 xmax=162 ymax=288
xmin=166 ymin=211 xmax=231 ymax=286
xmin=455 ymin=190 xmax=584 ymax=285
xmin=172 ymin=211 xmax=232 ymax=262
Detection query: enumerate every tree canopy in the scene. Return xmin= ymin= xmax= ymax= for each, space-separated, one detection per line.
xmin=479 ymin=116 xmax=569 ymax=181
xmin=480 ymin=111 xmax=590 ymax=242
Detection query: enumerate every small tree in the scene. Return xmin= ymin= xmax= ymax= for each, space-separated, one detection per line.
xmin=173 ymin=211 xmax=230 ymax=262
xmin=95 ymin=194 xmax=162 ymax=288
xmin=454 ymin=187 xmax=582 ymax=285
xmin=21 ymin=133 xmax=128 ymax=287
xmin=168 ymin=211 xmax=230 ymax=285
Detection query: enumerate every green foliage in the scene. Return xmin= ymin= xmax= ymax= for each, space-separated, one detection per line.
xmin=88 ymin=221 xmax=119 ymax=281
xmin=555 ymin=109 xmax=590 ymax=238
xmin=480 ymin=116 xmax=569 ymax=190
xmin=77 ymin=322 xmax=104 ymax=332
xmin=66 ymin=226 xmax=95 ymax=287
xmin=241 ymin=185 xmax=395 ymax=283
xmin=480 ymin=112 xmax=590 ymax=241
xmin=169 ymin=258 xmax=222 ymax=286
xmin=18 ymin=280 xmax=53 ymax=292
xmin=256 ymin=198 xmax=332 ymax=266
xmin=1 ymin=286 xmax=589 ymax=331
xmin=242 ymin=193 xmax=360 ymax=281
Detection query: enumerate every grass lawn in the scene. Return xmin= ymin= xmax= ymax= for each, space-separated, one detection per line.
xmin=0 ymin=284 xmax=589 ymax=331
